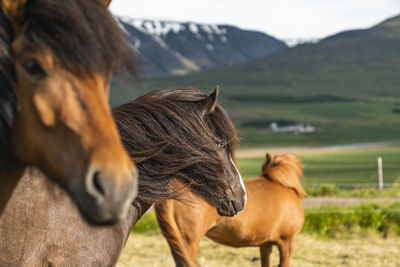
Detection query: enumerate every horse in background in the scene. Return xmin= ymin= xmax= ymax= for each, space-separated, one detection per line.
xmin=0 ymin=0 xmax=138 ymax=224
xmin=155 ymin=153 xmax=305 ymax=267
xmin=0 ymin=87 xmax=247 ymax=266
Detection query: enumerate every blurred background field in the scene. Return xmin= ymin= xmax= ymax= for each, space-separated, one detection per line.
xmin=117 ymin=232 xmax=400 ymax=267
xmin=239 ymin=147 xmax=400 ymax=190
xmin=112 ymin=85 xmax=400 ymax=148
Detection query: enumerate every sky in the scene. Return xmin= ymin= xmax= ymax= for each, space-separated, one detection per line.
xmin=109 ymin=0 xmax=400 ymax=41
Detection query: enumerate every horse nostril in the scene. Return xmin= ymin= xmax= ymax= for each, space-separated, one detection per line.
xmin=230 ymin=199 xmax=244 ymax=215
xmin=93 ymin=171 xmax=106 ymax=197
xmin=230 ymin=200 xmax=237 ymax=214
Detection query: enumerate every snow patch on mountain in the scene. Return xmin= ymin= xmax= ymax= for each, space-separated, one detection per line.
xmin=116 ymin=17 xmax=287 ymax=78
xmin=119 ymin=17 xmax=230 ymax=41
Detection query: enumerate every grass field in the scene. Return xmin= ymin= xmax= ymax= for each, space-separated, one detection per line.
xmin=229 ymin=99 xmax=400 ymax=147
xmin=117 ymin=232 xmax=400 ymax=267
xmin=238 ymin=147 xmax=400 ymax=188
xmin=111 ymin=85 xmax=400 ymax=148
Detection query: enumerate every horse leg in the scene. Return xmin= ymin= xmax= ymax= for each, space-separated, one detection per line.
xmin=260 ymin=243 xmax=273 ymax=267
xmin=277 ymin=238 xmax=295 ymax=267
xmin=184 ymin=238 xmax=202 ymax=267
xmin=155 ymin=202 xmax=200 ymax=267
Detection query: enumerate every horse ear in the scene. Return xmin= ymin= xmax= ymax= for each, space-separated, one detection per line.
xmin=199 ymin=86 xmax=219 ymax=115
xmin=265 ymin=153 xmax=272 ymax=164
xmin=262 ymin=153 xmax=272 ymax=172
xmin=1 ymin=0 xmax=28 ymax=26
xmin=101 ymin=0 xmax=112 ymax=7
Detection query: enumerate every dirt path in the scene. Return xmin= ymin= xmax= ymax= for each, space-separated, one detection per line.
xmin=237 ymin=141 xmax=400 ymax=158
xmin=303 ymin=197 xmax=400 ymax=209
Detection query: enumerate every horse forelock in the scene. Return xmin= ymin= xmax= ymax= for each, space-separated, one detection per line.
xmin=113 ymin=88 xmax=238 ymax=205
xmin=0 ymin=0 xmax=136 ymax=146
xmin=0 ymin=10 xmax=15 ymax=147
xmin=262 ymin=154 xmax=306 ymax=197
xmin=24 ymin=0 xmax=136 ymax=75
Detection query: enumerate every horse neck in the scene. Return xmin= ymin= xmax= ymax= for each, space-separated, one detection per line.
xmin=0 ymin=150 xmax=26 ymax=216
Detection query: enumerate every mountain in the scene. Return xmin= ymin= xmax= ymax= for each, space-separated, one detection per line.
xmin=111 ymin=15 xmax=400 ymax=147
xmin=141 ymin=14 xmax=400 ymax=99
xmin=117 ymin=15 xmax=400 ymax=147
xmin=117 ymin=17 xmax=286 ymax=78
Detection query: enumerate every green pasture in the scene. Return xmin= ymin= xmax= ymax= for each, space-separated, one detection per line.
xmin=231 ymin=100 xmax=400 ymax=147
xmin=111 ymin=85 xmax=400 ymax=147
xmin=238 ymin=147 xmax=400 ymax=188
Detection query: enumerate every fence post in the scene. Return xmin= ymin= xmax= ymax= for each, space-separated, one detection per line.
xmin=377 ymin=156 xmax=383 ymax=190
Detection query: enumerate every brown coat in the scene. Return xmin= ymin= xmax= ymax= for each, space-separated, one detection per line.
xmin=155 ymin=154 xmax=305 ymax=267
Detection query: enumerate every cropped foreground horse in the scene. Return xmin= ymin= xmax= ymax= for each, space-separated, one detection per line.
xmin=0 ymin=0 xmax=138 ymax=224
xmin=0 ymin=87 xmax=247 ymax=266
xmin=155 ymin=153 xmax=305 ymax=267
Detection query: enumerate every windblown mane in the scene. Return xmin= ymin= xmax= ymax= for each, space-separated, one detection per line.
xmin=113 ymin=88 xmax=239 ymax=205
xmin=0 ymin=0 xmax=136 ymax=147
xmin=261 ymin=154 xmax=306 ymax=197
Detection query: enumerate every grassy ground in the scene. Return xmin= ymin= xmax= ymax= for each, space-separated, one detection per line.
xmin=117 ymin=232 xmax=400 ymax=267
xmin=232 ymin=100 xmax=400 ymax=147
xmin=238 ymin=147 xmax=400 ymax=188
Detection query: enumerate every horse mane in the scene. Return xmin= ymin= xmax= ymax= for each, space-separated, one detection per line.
xmin=112 ymin=88 xmax=239 ymax=205
xmin=261 ymin=153 xmax=306 ymax=198
xmin=25 ymin=0 xmax=136 ymax=75
xmin=0 ymin=9 xmax=15 ymax=147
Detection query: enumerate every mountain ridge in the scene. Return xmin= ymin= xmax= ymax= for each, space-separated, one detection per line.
xmin=140 ymin=13 xmax=400 ymax=99
xmin=117 ymin=17 xmax=287 ymax=78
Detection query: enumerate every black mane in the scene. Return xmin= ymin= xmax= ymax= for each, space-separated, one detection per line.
xmin=113 ymin=88 xmax=239 ymax=206
xmin=25 ymin=0 xmax=135 ymax=75
xmin=0 ymin=9 xmax=15 ymax=147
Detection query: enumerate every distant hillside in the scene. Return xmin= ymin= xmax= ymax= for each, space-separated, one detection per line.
xmin=111 ymin=15 xmax=400 ymax=147
xmin=141 ymin=15 xmax=400 ymax=99
xmin=117 ymin=17 xmax=286 ymax=78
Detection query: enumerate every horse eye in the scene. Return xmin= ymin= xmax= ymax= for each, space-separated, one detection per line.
xmin=24 ymin=59 xmax=47 ymax=77
xmin=217 ymin=141 xmax=226 ymax=148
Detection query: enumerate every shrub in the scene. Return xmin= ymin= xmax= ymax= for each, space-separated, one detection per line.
xmin=303 ymin=203 xmax=400 ymax=238
xmin=305 ymin=183 xmax=340 ymax=197
xmin=304 ymin=183 xmax=400 ymax=198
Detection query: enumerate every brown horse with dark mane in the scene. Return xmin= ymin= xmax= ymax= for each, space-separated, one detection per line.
xmin=0 ymin=0 xmax=138 ymax=224
xmin=0 ymin=87 xmax=247 ymax=266
xmin=155 ymin=153 xmax=305 ymax=267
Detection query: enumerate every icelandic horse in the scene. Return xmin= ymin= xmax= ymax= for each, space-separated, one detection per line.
xmin=0 ymin=87 xmax=247 ymax=266
xmin=0 ymin=0 xmax=138 ymax=224
xmin=156 ymin=153 xmax=305 ymax=267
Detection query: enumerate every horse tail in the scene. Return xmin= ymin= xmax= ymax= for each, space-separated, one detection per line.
xmin=261 ymin=153 xmax=306 ymax=198
xmin=155 ymin=201 xmax=198 ymax=266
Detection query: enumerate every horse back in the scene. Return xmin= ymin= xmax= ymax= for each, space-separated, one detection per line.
xmin=247 ymin=177 xmax=304 ymax=234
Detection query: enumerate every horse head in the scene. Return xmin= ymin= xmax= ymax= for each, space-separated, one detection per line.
xmin=114 ymin=87 xmax=246 ymax=217
xmin=196 ymin=87 xmax=246 ymax=216
xmin=0 ymin=0 xmax=138 ymax=224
